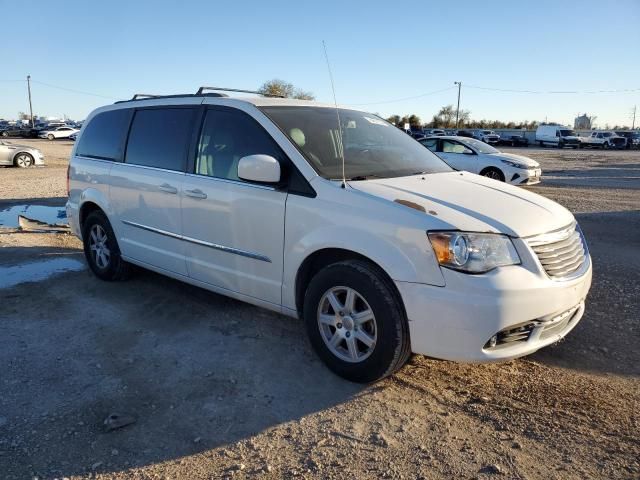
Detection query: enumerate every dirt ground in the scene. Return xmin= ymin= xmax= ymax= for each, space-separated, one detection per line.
xmin=1 ymin=140 xmax=639 ymax=479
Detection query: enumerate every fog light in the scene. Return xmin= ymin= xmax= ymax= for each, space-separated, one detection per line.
xmin=488 ymin=335 xmax=497 ymax=348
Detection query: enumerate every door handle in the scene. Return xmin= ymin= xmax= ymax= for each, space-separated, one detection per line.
xmin=159 ymin=183 xmax=178 ymax=194
xmin=184 ymin=189 xmax=207 ymax=199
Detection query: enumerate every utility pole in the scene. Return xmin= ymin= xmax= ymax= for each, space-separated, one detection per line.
xmin=632 ymin=105 xmax=636 ymax=130
xmin=454 ymin=81 xmax=462 ymax=128
xmin=26 ymin=75 xmax=34 ymax=127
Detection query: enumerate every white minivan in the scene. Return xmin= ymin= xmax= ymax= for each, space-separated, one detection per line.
xmin=67 ymin=88 xmax=592 ymax=383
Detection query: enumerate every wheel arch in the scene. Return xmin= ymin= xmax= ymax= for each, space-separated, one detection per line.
xmin=79 ymin=201 xmax=104 ymax=231
xmin=12 ymin=150 xmax=34 ymax=166
xmin=479 ymin=166 xmax=505 ymax=181
xmin=294 ymin=248 xmax=405 ymax=319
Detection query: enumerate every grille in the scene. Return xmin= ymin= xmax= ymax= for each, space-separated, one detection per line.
xmin=527 ymin=224 xmax=588 ymax=280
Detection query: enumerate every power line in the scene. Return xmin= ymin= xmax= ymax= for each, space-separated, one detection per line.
xmin=465 ymin=84 xmax=640 ymax=95
xmin=30 ymin=80 xmax=117 ymax=100
xmin=348 ymin=86 xmax=456 ymax=106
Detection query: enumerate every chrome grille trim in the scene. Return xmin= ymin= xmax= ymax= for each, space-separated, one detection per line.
xmin=526 ymin=223 xmax=589 ymax=280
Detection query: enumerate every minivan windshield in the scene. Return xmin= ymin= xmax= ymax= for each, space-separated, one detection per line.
xmin=261 ymin=106 xmax=452 ymax=180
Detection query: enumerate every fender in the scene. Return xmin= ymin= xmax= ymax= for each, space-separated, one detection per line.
xmin=282 ymin=223 xmax=446 ymax=312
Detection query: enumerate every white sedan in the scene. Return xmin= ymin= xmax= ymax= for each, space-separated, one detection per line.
xmin=419 ymin=136 xmax=541 ymax=185
xmin=38 ymin=126 xmax=79 ymax=140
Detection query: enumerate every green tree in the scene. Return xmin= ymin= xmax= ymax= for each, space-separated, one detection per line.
xmin=386 ymin=114 xmax=401 ymax=126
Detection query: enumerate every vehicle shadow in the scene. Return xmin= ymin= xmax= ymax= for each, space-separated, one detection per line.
xmin=0 ymin=257 xmax=365 ymax=478
xmin=530 ymin=209 xmax=640 ymax=377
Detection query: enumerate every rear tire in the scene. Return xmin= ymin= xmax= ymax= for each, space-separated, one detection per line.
xmin=82 ymin=210 xmax=131 ymax=281
xmin=303 ymin=260 xmax=411 ymax=383
xmin=47 ymin=134 xmax=54 ymax=140
xmin=480 ymin=167 xmax=505 ymax=182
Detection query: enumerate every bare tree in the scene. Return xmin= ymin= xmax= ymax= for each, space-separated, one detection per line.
xmin=258 ymin=79 xmax=316 ymax=100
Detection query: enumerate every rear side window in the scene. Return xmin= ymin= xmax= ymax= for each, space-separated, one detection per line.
xmin=125 ymin=108 xmax=196 ymax=171
xmin=76 ymin=109 xmax=131 ymax=161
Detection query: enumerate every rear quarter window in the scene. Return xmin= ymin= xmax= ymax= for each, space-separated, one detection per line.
xmin=76 ymin=109 xmax=132 ymax=161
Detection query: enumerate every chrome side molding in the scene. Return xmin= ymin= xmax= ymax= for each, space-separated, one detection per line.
xmin=121 ymin=220 xmax=271 ymax=263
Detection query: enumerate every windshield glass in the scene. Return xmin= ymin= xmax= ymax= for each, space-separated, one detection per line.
xmin=458 ymin=137 xmax=499 ymax=154
xmin=560 ymin=129 xmax=576 ymax=136
xmin=261 ymin=106 xmax=451 ymax=180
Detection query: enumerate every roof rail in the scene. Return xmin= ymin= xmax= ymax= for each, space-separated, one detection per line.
xmin=131 ymin=94 xmax=161 ymax=100
xmin=196 ymin=86 xmax=286 ymax=98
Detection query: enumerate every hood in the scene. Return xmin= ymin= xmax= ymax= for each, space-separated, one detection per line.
xmin=488 ymin=152 xmax=539 ymax=167
xmin=350 ymin=172 xmax=573 ymax=238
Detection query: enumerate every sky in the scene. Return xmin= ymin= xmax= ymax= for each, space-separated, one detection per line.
xmin=1 ymin=0 xmax=639 ymax=127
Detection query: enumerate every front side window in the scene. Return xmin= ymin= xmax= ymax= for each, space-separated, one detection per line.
xmin=442 ymin=140 xmax=468 ymax=154
xmin=195 ymin=108 xmax=286 ymax=181
xmin=261 ymin=106 xmax=451 ymax=180
xmin=125 ymin=108 xmax=196 ymax=171
xmin=76 ymin=108 xmax=131 ymax=161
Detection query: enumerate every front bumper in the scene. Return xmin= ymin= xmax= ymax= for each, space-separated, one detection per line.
xmin=507 ymin=168 xmax=541 ymax=186
xmin=396 ymin=252 xmax=592 ymax=362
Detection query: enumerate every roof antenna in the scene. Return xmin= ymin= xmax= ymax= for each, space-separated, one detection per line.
xmin=322 ymin=40 xmax=346 ymax=188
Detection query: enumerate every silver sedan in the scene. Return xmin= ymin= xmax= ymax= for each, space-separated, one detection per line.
xmin=0 ymin=141 xmax=45 ymax=168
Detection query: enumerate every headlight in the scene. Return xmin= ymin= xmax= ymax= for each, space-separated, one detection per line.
xmin=428 ymin=231 xmax=520 ymax=273
xmin=500 ymin=159 xmax=527 ymax=169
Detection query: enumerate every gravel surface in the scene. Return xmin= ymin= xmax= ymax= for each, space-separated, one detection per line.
xmin=1 ymin=142 xmax=638 ymax=479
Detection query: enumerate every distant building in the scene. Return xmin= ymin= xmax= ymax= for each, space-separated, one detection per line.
xmin=574 ymin=114 xmax=592 ymax=130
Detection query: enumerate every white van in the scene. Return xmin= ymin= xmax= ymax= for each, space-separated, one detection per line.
xmin=535 ymin=125 xmax=581 ymax=148
xmin=66 ymin=88 xmax=592 ymax=382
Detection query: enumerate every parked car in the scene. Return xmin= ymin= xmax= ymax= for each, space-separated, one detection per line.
xmin=425 ymin=129 xmax=446 ymax=136
xmin=0 ymin=140 xmax=45 ymax=167
xmin=67 ymin=90 xmax=591 ymax=383
xmin=615 ymin=130 xmax=640 ymax=149
xmin=39 ymin=126 xmax=79 ymax=140
xmin=474 ymin=130 xmax=500 ymax=144
xmin=535 ymin=125 xmax=580 ymax=148
xmin=498 ymin=134 xmax=529 ymax=147
xmin=455 ymin=129 xmax=475 ymax=138
xmin=578 ymin=131 xmax=627 ymax=149
xmin=69 ymin=132 xmax=79 ymax=141
xmin=420 ymin=136 xmax=541 ymax=185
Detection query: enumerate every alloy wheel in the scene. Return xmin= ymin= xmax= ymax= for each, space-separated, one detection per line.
xmin=15 ymin=154 xmax=32 ymax=168
xmin=484 ymin=170 xmax=502 ymax=180
xmin=317 ymin=286 xmax=377 ymax=363
xmin=89 ymin=224 xmax=111 ymax=269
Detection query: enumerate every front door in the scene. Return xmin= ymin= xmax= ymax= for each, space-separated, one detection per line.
xmin=110 ymin=106 xmax=198 ymax=275
xmin=181 ymin=107 xmax=287 ymax=305
xmin=438 ymin=139 xmax=478 ymax=173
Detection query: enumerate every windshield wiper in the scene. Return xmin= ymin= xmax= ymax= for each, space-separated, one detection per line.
xmin=347 ymin=174 xmax=385 ymax=181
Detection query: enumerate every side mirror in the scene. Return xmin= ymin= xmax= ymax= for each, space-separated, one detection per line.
xmin=237 ymin=154 xmax=281 ymax=184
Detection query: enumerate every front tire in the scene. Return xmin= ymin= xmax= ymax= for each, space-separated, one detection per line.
xmin=47 ymin=134 xmax=54 ymax=140
xmin=303 ymin=260 xmax=411 ymax=383
xmin=14 ymin=153 xmax=33 ymax=168
xmin=82 ymin=210 xmax=131 ymax=281
xmin=480 ymin=167 xmax=505 ymax=182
